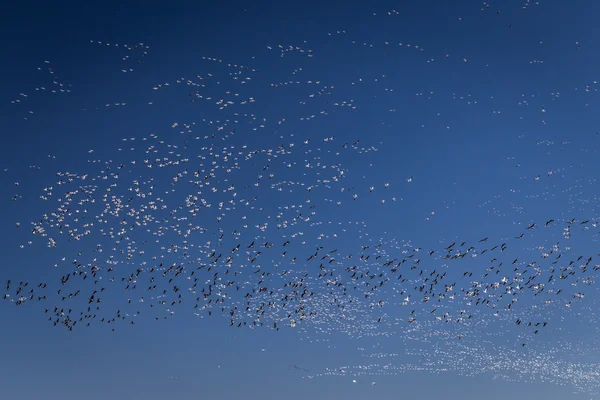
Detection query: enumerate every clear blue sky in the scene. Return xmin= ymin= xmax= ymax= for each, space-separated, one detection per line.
xmin=2 ymin=1 xmax=600 ymax=399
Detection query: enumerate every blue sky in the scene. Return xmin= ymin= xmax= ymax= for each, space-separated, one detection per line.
xmin=2 ymin=0 xmax=600 ymax=399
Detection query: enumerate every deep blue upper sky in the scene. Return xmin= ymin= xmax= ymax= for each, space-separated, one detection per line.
xmin=1 ymin=1 xmax=600 ymax=399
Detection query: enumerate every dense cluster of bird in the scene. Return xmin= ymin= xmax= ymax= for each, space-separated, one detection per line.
xmin=3 ymin=0 xmax=600 ymax=395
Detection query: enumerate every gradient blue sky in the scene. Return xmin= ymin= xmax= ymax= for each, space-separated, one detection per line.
xmin=2 ymin=1 xmax=600 ymax=399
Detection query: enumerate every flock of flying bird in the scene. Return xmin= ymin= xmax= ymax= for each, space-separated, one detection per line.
xmin=4 ymin=1 xmax=600 ymax=395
